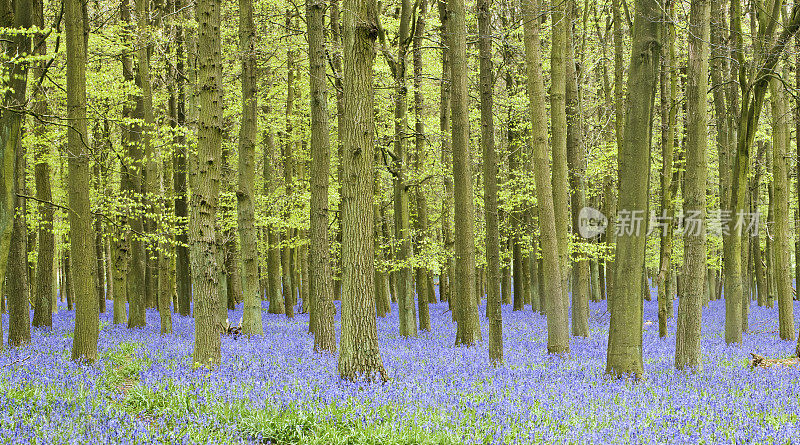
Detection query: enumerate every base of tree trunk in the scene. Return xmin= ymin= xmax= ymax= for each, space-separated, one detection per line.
xmin=749 ymin=353 xmax=800 ymax=369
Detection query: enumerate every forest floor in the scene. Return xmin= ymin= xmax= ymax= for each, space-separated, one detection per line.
xmin=1 ymin=289 xmax=800 ymax=444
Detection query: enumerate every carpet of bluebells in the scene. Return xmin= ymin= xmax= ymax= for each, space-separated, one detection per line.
xmin=2 ymin=287 xmax=800 ymax=444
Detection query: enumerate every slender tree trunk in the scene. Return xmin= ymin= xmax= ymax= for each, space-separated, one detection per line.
xmin=770 ymin=72 xmax=795 ymax=340
xmin=675 ymin=0 xmax=709 ymax=371
xmin=337 ymin=0 xmax=387 ymax=381
xmin=8 ymin=117 xmax=30 ymax=347
xmin=551 ymin=0 xmax=570 ymax=305
xmin=237 ymin=0 xmax=263 ymax=336
xmin=478 ymin=0 xmax=502 ymax=361
xmin=0 ymin=0 xmax=32 ymax=341
xmin=657 ymin=0 xmax=676 ymax=339
xmin=566 ymin=0 xmax=588 ymax=337
xmin=413 ymin=0 xmax=431 ymax=332
xmin=191 ymin=0 xmax=223 ymax=366
xmin=66 ymin=0 xmax=98 ymax=362
xmin=450 ymin=0 xmax=481 ymax=346
xmin=306 ymin=0 xmax=335 ymax=351
xmin=438 ymin=0 xmax=453 ymax=308
xmin=606 ymin=0 xmax=662 ymax=377
xmin=32 ymin=0 xmax=54 ymax=328
xmin=173 ymin=0 xmax=190 ymax=317
xmin=522 ymin=0 xmax=568 ymax=354
xmin=121 ymin=0 xmax=146 ymax=328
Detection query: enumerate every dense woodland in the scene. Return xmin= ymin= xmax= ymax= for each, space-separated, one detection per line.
xmin=3 ymin=0 xmax=800 ymax=387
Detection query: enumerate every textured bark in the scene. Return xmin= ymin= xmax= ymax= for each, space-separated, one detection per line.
xmin=478 ymin=0 xmax=502 ymax=361
xmin=337 ymin=0 xmax=387 ymax=381
xmin=191 ymin=0 xmax=223 ymax=367
xmin=510 ymin=132 xmax=524 ymax=312
xmin=8 ymin=117 xmax=30 ymax=347
xmin=770 ymin=73 xmax=795 ymax=341
xmin=752 ymin=144 xmax=766 ymax=307
xmin=262 ymin=70 xmax=284 ymax=315
xmin=522 ymin=0 xmax=568 ymax=354
xmin=657 ymin=0 xmax=676 ymax=338
xmin=412 ymin=0 xmax=431 ymax=332
xmin=550 ymin=0 xmax=570 ymax=306
xmin=437 ymin=0 xmax=453 ymax=307
xmin=121 ymin=0 xmax=146 ymax=328
xmin=450 ymin=0 xmax=481 ymax=346
xmin=237 ymin=0 xmax=263 ymax=336
xmin=606 ymin=0 xmax=662 ymax=377
xmin=32 ymin=0 xmax=53 ymax=328
xmin=675 ymin=0 xmax=708 ymax=371
xmin=0 ymin=0 xmax=32 ymax=343
xmin=565 ymin=0 xmax=588 ymax=337
xmin=66 ymin=0 xmax=98 ymax=362
xmin=173 ymin=0 xmax=190 ymax=317
xmin=306 ymin=0 xmax=335 ymax=350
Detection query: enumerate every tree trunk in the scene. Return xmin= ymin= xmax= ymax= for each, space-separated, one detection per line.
xmin=437 ymin=0 xmax=453 ymax=308
xmin=550 ymin=0 xmax=570 ymax=306
xmin=237 ymin=0 xmax=263 ymax=336
xmin=66 ymin=0 xmax=98 ymax=362
xmin=173 ymin=0 xmax=190 ymax=317
xmin=770 ymin=72 xmax=795 ymax=340
xmin=450 ymin=0 xmax=481 ymax=346
xmin=657 ymin=0 xmax=676 ymax=339
xmin=191 ymin=0 xmax=223 ymax=366
xmin=522 ymin=0 xmax=568 ymax=354
xmin=478 ymin=0 xmax=502 ymax=362
xmin=606 ymin=0 xmax=662 ymax=377
xmin=8 ymin=120 xmax=30 ymax=347
xmin=306 ymin=0 xmax=335 ymax=350
xmin=0 ymin=0 xmax=32 ymax=341
xmin=32 ymin=0 xmax=54 ymax=328
xmin=566 ymin=0 xmax=588 ymax=337
xmin=337 ymin=0 xmax=387 ymax=381
xmin=413 ymin=0 xmax=431 ymax=332
xmin=675 ymin=0 xmax=709 ymax=371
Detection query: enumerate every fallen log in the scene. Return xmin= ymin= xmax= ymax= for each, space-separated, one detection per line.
xmin=749 ymin=353 xmax=800 ymax=369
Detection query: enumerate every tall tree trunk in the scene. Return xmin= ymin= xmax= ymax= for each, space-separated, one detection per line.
xmin=191 ymin=0 xmax=223 ymax=366
xmin=66 ymin=0 xmax=98 ymax=362
xmin=306 ymin=0 xmax=335 ymax=351
xmin=770 ymin=72 xmax=795 ymax=341
xmin=675 ymin=0 xmax=708 ymax=371
xmin=413 ymin=0 xmax=431 ymax=332
xmin=657 ymin=0 xmax=677 ymax=338
xmin=606 ymin=0 xmax=662 ymax=377
xmin=32 ymin=0 xmax=54 ymax=328
xmin=8 ymin=109 xmax=30 ymax=347
xmin=173 ymin=0 xmax=190 ymax=317
xmin=479 ymin=0 xmax=502 ymax=362
xmin=437 ymin=0 xmax=453 ymax=307
xmin=121 ymin=0 xmax=146 ymax=328
xmin=566 ymin=0 xmax=588 ymax=337
xmin=0 ymin=0 xmax=32 ymax=341
xmin=337 ymin=0 xmax=387 ymax=381
xmin=550 ymin=0 xmax=570 ymax=305
xmin=522 ymin=0 xmax=568 ymax=354
xmin=450 ymin=0 xmax=481 ymax=346
xmin=237 ymin=0 xmax=263 ymax=336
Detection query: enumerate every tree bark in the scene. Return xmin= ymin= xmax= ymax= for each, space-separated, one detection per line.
xmin=66 ymin=0 xmax=98 ymax=362
xmin=237 ymin=0 xmax=264 ymax=336
xmin=191 ymin=0 xmax=223 ymax=366
xmin=337 ymin=0 xmax=387 ymax=381
xmin=450 ymin=0 xmax=481 ymax=346
xmin=32 ymin=0 xmax=53 ymax=329
xmin=479 ymin=0 xmax=502 ymax=362
xmin=307 ymin=0 xmax=335 ymax=351
xmin=606 ymin=0 xmax=662 ymax=377
xmin=675 ymin=0 xmax=709 ymax=371
xmin=522 ymin=0 xmax=568 ymax=354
